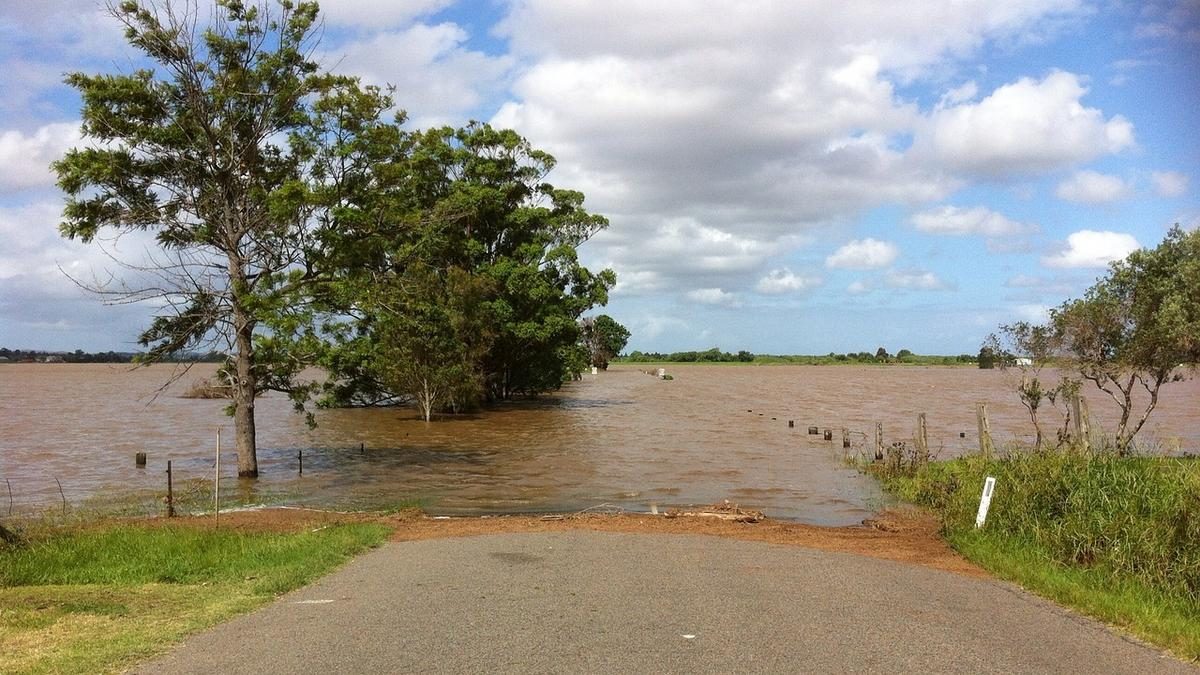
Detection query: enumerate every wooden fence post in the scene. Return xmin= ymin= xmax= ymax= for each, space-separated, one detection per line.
xmin=166 ymin=460 xmax=175 ymax=518
xmin=916 ymin=413 xmax=929 ymax=464
xmin=874 ymin=422 xmax=884 ymax=461
xmin=1071 ymin=393 xmax=1091 ymax=454
xmin=977 ymin=403 xmax=993 ymax=459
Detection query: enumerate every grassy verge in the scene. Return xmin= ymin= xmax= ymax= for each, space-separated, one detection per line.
xmin=0 ymin=519 xmax=390 ymax=674
xmin=871 ymin=451 xmax=1200 ymax=660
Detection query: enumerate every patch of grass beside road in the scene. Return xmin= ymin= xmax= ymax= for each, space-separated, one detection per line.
xmin=0 ymin=520 xmax=389 ymax=674
xmin=871 ymin=451 xmax=1200 ymax=660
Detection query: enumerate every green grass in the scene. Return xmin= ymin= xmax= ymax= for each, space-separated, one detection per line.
xmin=0 ymin=521 xmax=390 ymax=674
xmin=872 ymin=451 xmax=1200 ymax=660
xmin=949 ymin=531 xmax=1200 ymax=658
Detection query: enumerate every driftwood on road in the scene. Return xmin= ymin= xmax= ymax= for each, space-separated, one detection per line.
xmin=665 ymin=500 xmax=764 ymax=523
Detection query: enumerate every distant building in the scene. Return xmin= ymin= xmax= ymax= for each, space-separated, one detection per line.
xmin=1014 ymin=357 xmax=1033 ymax=366
xmin=43 ymin=355 xmax=65 ymax=363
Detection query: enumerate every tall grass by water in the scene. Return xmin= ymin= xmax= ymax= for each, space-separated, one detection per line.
xmin=872 ymin=450 xmax=1200 ymax=659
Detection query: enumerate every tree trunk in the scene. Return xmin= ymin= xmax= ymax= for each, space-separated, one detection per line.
xmin=233 ymin=305 xmax=258 ymax=478
xmin=1115 ymin=381 xmax=1134 ymax=456
xmin=418 ymin=378 xmax=435 ymax=422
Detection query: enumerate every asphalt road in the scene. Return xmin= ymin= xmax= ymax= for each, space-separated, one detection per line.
xmin=134 ymin=532 xmax=1194 ymax=674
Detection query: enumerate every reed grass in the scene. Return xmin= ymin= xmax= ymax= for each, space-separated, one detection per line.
xmin=871 ymin=450 xmax=1200 ymax=659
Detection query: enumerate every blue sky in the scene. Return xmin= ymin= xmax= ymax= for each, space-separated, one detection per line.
xmin=1 ymin=0 xmax=1197 ymax=354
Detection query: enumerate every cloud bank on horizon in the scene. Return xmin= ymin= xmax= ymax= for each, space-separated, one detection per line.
xmin=0 ymin=0 xmax=1196 ymax=354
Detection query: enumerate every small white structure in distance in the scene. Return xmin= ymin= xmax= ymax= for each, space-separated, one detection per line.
xmin=1014 ymin=357 xmax=1033 ymax=366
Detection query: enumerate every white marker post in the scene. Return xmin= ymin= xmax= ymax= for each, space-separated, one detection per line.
xmin=975 ymin=476 xmax=996 ymax=528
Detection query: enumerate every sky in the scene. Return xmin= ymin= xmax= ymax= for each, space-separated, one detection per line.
xmin=1 ymin=0 xmax=1197 ymax=355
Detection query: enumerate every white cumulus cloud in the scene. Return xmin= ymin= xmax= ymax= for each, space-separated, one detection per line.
xmin=825 ymin=239 xmax=899 ymax=270
xmin=1055 ymin=170 xmax=1133 ymax=204
xmin=1042 ymin=230 xmax=1140 ymax=268
xmin=917 ymin=71 xmax=1134 ymax=176
xmin=755 ymin=268 xmax=822 ymax=294
xmin=1152 ymin=171 xmax=1189 ymax=197
xmin=0 ymin=122 xmax=82 ymax=193
xmin=327 ymin=23 xmax=514 ymax=127
xmin=489 ymin=1 xmax=1087 ymax=296
xmin=886 ymin=269 xmax=952 ymax=290
xmin=846 ymin=280 xmax=872 ymax=295
xmin=911 ymin=205 xmax=1036 ymax=236
xmin=685 ymin=287 xmax=739 ymax=307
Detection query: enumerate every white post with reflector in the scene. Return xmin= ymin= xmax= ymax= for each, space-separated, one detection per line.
xmin=975 ymin=476 xmax=996 ymax=528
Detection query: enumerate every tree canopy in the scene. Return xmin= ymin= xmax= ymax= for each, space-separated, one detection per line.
xmin=310 ymin=122 xmax=616 ymax=413
xmin=581 ymin=314 xmax=631 ymax=370
xmin=1050 ymin=225 xmax=1198 ymax=452
xmin=54 ymin=0 xmax=389 ymax=476
xmin=56 ymin=0 xmax=618 ymax=468
xmin=987 ymin=225 xmax=1198 ymax=453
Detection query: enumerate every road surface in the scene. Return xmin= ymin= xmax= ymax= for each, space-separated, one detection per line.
xmin=134 ymin=531 xmax=1193 ymax=673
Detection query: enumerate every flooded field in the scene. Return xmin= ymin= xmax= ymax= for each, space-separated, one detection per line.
xmin=0 ymin=363 xmax=1196 ymax=525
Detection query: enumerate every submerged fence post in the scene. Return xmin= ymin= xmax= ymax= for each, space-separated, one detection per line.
xmin=841 ymin=428 xmax=850 ymax=449
xmin=54 ymin=477 xmax=66 ymax=515
xmin=298 ymin=450 xmax=303 ymax=476
xmin=874 ymin=422 xmax=884 ymax=461
xmin=166 ymin=460 xmax=175 ymax=518
xmin=916 ymin=413 xmax=929 ymax=464
xmin=976 ymin=403 xmax=993 ymax=459
xmin=1070 ymin=393 xmax=1091 ymax=454
xmin=6 ymin=478 xmax=13 ymax=517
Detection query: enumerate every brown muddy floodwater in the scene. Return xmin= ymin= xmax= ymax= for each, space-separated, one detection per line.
xmin=0 ymin=363 xmax=1196 ymax=525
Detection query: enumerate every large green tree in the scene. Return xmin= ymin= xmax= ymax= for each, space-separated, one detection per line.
xmin=365 ymin=265 xmax=495 ymax=421
xmin=581 ymin=314 xmax=631 ymax=370
xmin=317 ymin=122 xmax=615 ymax=409
xmin=54 ymin=0 xmax=384 ymax=476
xmin=1050 ymin=225 xmax=1199 ymax=453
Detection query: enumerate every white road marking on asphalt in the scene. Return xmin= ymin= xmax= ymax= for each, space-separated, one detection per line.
xmin=293 ymin=599 xmax=335 ymax=605
xmin=682 ymin=635 xmax=696 ymax=639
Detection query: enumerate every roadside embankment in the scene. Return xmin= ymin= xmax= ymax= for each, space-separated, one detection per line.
xmin=870 ymin=451 xmax=1200 ymax=660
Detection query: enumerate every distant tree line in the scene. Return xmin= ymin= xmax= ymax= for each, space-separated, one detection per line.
xmin=622 ymin=348 xmax=755 ymax=363
xmin=0 ymin=347 xmax=226 ymax=363
xmin=618 ymin=348 xmax=976 ymax=365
